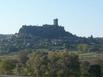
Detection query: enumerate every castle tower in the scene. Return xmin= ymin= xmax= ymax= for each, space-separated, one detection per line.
xmin=53 ymin=18 xmax=58 ymax=26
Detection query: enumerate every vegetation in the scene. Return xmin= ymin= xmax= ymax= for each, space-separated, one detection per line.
xmin=0 ymin=50 xmax=102 ymax=77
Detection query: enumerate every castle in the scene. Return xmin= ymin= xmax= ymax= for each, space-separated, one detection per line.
xmin=43 ymin=18 xmax=59 ymax=27
xmin=18 ymin=19 xmax=67 ymax=38
xmin=22 ymin=18 xmax=59 ymax=27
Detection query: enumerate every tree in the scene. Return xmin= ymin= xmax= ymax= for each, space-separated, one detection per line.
xmin=88 ymin=64 xmax=102 ymax=77
xmin=27 ymin=52 xmax=48 ymax=77
xmin=0 ymin=59 xmax=15 ymax=74
xmin=80 ymin=61 xmax=90 ymax=77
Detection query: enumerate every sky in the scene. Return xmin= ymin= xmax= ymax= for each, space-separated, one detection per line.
xmin=0 ymin=0 xmax=103 ymax=37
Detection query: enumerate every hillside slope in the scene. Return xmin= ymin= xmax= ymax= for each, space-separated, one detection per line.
xmin=0 ymin=19 xmax=103 ymax=53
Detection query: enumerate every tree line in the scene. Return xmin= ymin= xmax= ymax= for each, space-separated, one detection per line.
xmin=0 ymin=51 xmax=102 ymax=77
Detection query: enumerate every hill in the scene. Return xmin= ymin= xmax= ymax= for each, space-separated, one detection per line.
xmin=0 ymin=19 xmax=103 ymax=53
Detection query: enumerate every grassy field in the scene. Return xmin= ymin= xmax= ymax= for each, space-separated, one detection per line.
xmin=66 ymin=51 xmax=103 ymax=62
xmin=79 ymin=52 xmax=103 ymax=60
xmin=0 ymin=51 xmax=103 ymax=62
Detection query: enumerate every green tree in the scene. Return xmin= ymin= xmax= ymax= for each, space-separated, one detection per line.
xmin=0 ymin=59 xmax=15 ymax=74
xmin=27 ymin=52 xmax=48 ymax=77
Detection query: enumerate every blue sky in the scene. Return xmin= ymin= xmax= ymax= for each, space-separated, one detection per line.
xmin=0 ymin=0 xmax=103 ymax=37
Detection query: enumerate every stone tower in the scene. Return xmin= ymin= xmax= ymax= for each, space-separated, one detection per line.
xmin=53 ymin=18 xmax=58 ymax=26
